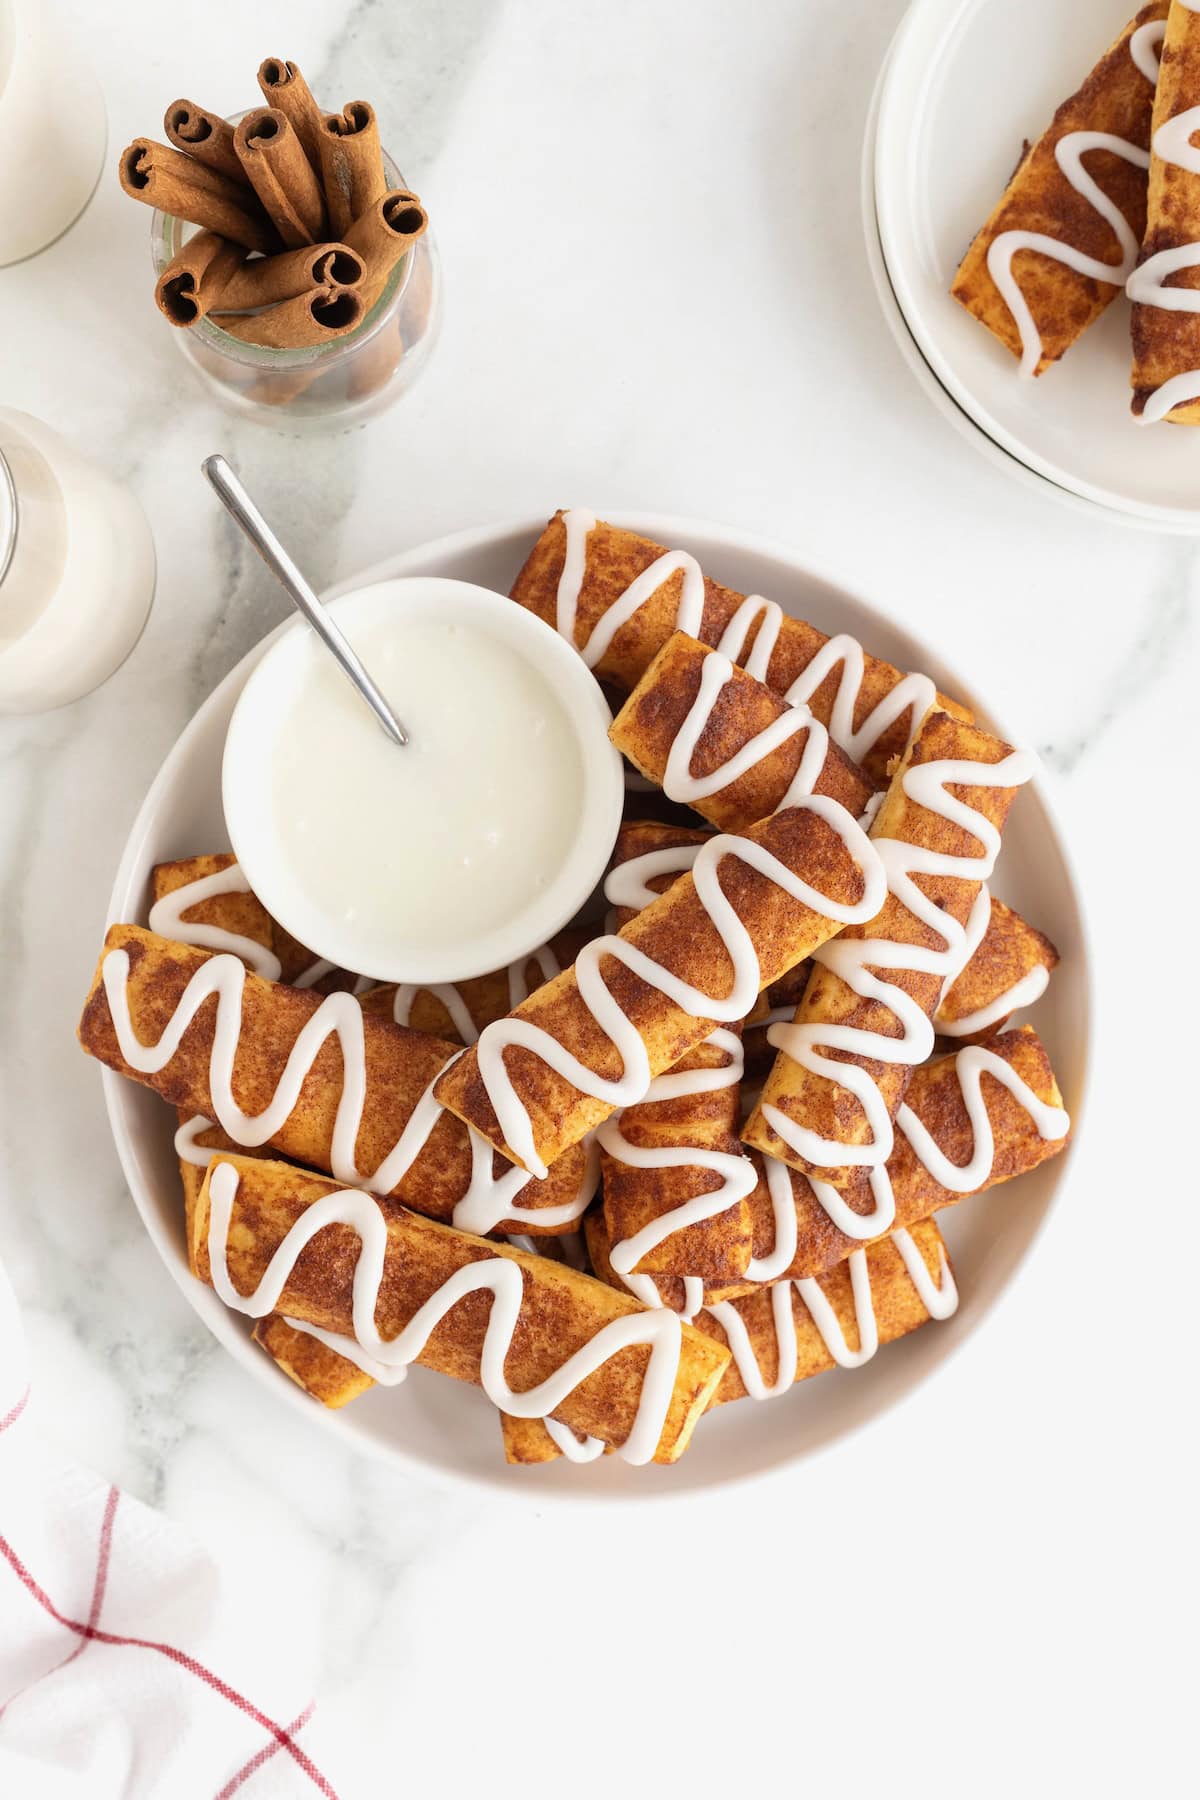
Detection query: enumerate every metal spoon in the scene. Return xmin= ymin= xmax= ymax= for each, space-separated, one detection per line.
xmin=202 ymin=453 xmax=410 ymax=747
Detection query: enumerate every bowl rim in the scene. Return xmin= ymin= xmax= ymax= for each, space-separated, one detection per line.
xmin=101 ymin=510 xmax=1094 ymax=1504
xmin=220 ymin=573 xmax=624 ymax=984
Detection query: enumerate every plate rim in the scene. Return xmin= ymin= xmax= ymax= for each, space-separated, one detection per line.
xmin=101 ymin=509 xmax=1095 ymax=1502
xmin=873 ymin=0 xmax=1200 ymax=533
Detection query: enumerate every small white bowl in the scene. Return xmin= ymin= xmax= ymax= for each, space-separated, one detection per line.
xmin=221 ymin=575 xmax=623 ymax=985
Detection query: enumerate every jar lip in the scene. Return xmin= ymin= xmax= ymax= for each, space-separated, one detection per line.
xmin=0 ymin=448 xmax=16 ymax=590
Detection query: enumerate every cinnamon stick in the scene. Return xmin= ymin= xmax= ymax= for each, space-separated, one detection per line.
xmin=163 ymin=100 xmax=250 ymax=188
xmin=343 ymin=189 xmax=428 ymax=309
xmin=211 ymin=284 xmax=363 ymax=347
xmin=319 ymin=100 xmax=388 ymax=236
xmin=257 ymin=58 xmax=326 ymax=175
xmin=234 ymin=108 xmax=327 ymax=248
xmin=119 ymin=139 xmax=279 ymax=254
xmin=154 ymin=229 xmax=246 ymax=326
xmin=215 ymin=243 xmax=363 ymax=311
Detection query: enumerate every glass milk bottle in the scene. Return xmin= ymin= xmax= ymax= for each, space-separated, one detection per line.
xmin=0 ymin=411 xmax=156 ymax=712
xmin=0 ymin=0 xmax=106 ymax=265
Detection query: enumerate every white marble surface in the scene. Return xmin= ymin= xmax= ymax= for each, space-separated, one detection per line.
xmin=1 ymin=0 xmax=1195 ymax=1792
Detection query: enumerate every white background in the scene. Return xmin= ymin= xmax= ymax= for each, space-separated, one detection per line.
xmin=0 ymin=1 xmax=1195 ymax=1793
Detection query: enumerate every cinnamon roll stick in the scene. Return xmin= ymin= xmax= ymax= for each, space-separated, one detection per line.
xmin=191 ymin=1154 xmax=730 ymax=1463
xmin=1129 ymin=1 xmax=1200 ymax=421
xmin=951 ymin=4 xmax=1165 ymax=376
xmin=434 ymin=801 xmax=887 ymax=1177
xmin=78 ymin=925 xmax=594 ymax=1234
xmin=936 ymin=897 xmax=1058 ymax=1043
xmin=175 ymin=1112 xmax=374 ymax=1408
xmin=599 ymin=1028 xmax=754 ymax=1283
xmin=611 ymin=632 xmax=875 ymax=825
xmin=745 ymin=1028 xmax=1069 ymax=1283
xmin=510 ymin=512 xmax=971 ymax=783
xmin=696 ymin=1219 xmax=955 ymax=1407
xmin=743 ymin=712 xmax=1032 ymax=1188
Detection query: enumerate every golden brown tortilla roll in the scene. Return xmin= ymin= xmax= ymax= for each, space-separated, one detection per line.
xmin=361 ymin=926 xmax=595 ymax=1044
xmin=435 ymin=801 xmax=886 ymax=1177
xmin=696 ymin=1219 xmax=954 ymax=1406
xmin=745 ymin=1027 xmax=1069 ymax=1282
xmin=584 ymin=1206 xmax=756 ymax=1314
xmin=612 ymin=822 xmax=1056 ymax=1069
xmin=1130 ymin=2 xmax=1200 ymax=420
xmin=743 ymin=712 xmax=1030 ymax=1188
xmin=151 ymin=853 xmax=357 ymax=992
xmin=952 ymin=4 xmax=1166 ymax=375
xmin=611 ymin=633 xmax=875 ymax=823
xmin=510 ymin=512 xmax=971 ymax=784
xmin=937 ymin=897 xmax=1059 ymax=1042
xmin=253 ymin=1314 xmax=376 ymax=1408
xmin=79 ymin=925 xmax=593 ymax=1234
xmin=192 ymin=1154 xmax=730 ymax=1463
xmin=599 ymin=1028 xmax=753 ymax=1283
xmin=156 ymin=852 xmax=595 ymax=1046
xmin=175 ymin=1110 xmax=373 ymax=1408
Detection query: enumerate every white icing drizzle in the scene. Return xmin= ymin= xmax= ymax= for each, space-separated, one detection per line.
xmin=932 ymin=883 xmax=1051 ymax=1037
xmin=597 ymin=1028 xmax=757 ymax=1280
xmin=174 ymin=1111 xmax=216 ymax=1167
xmin=890 ymin=1229 xmax=958 ymax=1320
xmin=542 ymin=1418 xmax=607 ymax=1462
xmin=937 ymin=963 xmax=1050 ymax=1040
xmin=206 ymin=1160 xmax=682 ymax=1465
xmin=708 ymin=1228 xmax=958 ymax=1401
xmin=507 ymin=943 xmax=564 ymax=1009
xmin=475 ymin=808 xmax=888 ymax=1179
xmin=148 ymin=862 xmax=282 ymax=982
xmin=603 ymin=844 xmax=701 ymax=914
xmin=106 ymin=948 xmax=595 ymax=1236
xmin=893 ymin=1043 xmax=1068 ymax=1192
xmin=987 ymin=128 xmax=1152 ymax=379
xmin=762 ymin=747 xmax=1036 ymax=1174
xmin=293 ymin=961 xmax=373 ymax=995
xmin=662 ymin=648 xmax=833 ymax=811
xmin=392 ymin=980 xmax=480 ymax=1044
xmin=1128 ymin=219 xmax=1200 ymax=421
xmin=1130 ymin=18 xmax=1168 ymax=86
xmin=794 ymin=1251 xmax=879 ymax=1369
xmin=387 ymin=944 xmax=565 ymax=1046
xmin=706 ymin=1283 xmax=797 ymax=1399
xmin=554 ymin=509 xmax=939 ymax=766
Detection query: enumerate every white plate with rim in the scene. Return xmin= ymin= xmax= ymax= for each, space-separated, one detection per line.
xmin=875 ymin=0 xmax=1200 ymax=533
xmin=862 ymin=25 xmax=1130 ymax=528
xmin=101 ymin=513 xmax=1092 ymax=1500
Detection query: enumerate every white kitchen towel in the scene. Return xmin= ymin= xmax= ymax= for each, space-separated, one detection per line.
xmin=0 ymin=1257 xmax=341 ymax=1799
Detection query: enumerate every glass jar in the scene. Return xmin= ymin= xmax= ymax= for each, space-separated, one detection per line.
xmin=0 ymin=0 xmax=106 ymax=265
xmin=149 ymin=139 xmax=441 ymax=431
xmin=0 ymin=410 xmax=156 ymax=713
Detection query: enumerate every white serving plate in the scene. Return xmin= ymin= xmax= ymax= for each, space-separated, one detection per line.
xmin=102 ymin=514 xmax=1091 ymax=1499
xmin=875 ymin=0 xmax=1200 ymax=532
xmin=861 ymin=27 xmax=1116 ymax=527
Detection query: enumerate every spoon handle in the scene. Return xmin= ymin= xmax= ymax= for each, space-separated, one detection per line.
xmin=202 ymin=453 xmax=409 ymax=747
